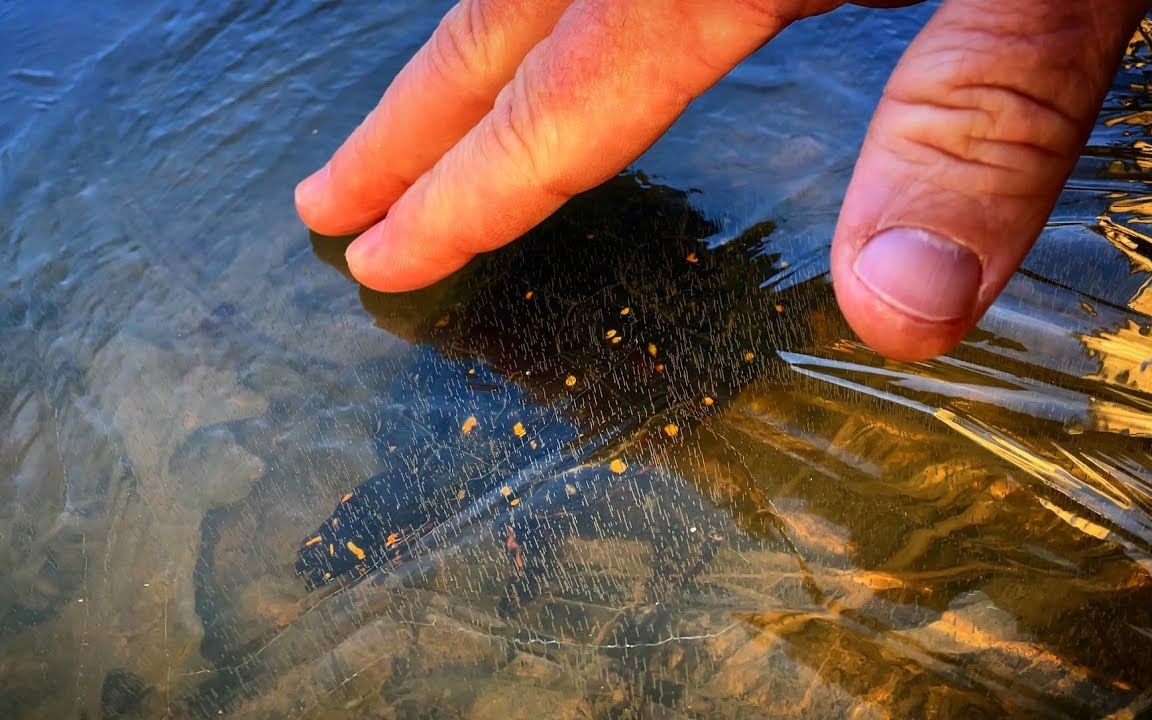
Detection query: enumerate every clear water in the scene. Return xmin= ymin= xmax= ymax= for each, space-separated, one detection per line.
xmin=3 ymin=2 xmax=1152 ymax=718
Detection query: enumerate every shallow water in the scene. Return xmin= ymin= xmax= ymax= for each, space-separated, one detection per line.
xmin=3 ymin=2 xmax=1152 ymax=718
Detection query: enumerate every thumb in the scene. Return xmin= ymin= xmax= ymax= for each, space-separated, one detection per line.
xmin=831 ymin=0 xmax=1149 ymax=360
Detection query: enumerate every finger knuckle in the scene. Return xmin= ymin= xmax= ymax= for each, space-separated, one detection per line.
xmin=485 ymin=70 xmax=573 ymax=201
xmin=889 ymin=96 xmax=1066 ymax=174
xmin=881 ymin=118 xmax=1062 ymax=201
xmin=882 ymin=48 xmax=1088 ymax=190
xmin=886 ymin=4 xmax=1111 ymax=172
xmin=425 ymin=0 xmax=495 ymax=92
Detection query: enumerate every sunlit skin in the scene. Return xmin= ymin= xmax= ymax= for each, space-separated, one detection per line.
xmin=295 ymin=0 xmax=1152 ymax=361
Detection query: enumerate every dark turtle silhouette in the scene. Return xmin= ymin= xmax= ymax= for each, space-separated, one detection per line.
xmin=295 ymin=173 xmax=807 ymax=612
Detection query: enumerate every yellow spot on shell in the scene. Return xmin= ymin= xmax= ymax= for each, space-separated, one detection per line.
xmin=328 ymin=544 xmax=335 ymax=556
xmin=462 ymin=416 xmax=479 ymax=434
xmin=346 ymin=541 xmax=366 ymax=561
xmin=524 ymin=290 xmax=534 ymax=300
xmin=513 ymin=422 xmax=526 ymax=437
xmin=305 ymin=535 xmax=323 ymax=547
xmin=386 ymin=533 xmax=400 ymax=547
xmin=610 ymin=336 xmax=622 ymax=345
xmin=501 ymin=486 xmax=513 ymax=497
xmin=565 ymin=375 xmax=577 ymax=387
xmin=331 ymin=517 xmax=340 ymax=530
xmin=663 ymin=423 xmax=679 ymax=438
xmin=703 ymin=396 xmax=715 ymax=406
xmin=743 ymin=351 xmax=756 ymax=363
xmin=530 ymin=440 xmax=538 ymax=449
xmin=456 ymin=488 xmax=467 ymax=500
xmin=510 ymin=497 xmax=521 ymax=507
xmin=686 ymin=252 xmax=699 ymax=264
xmin=323 ymin=572 xmax=332 ymax=581
xmin=774 ymin=303 xmax=784 ymax=313
xmin=620 ymin=307 xmax=631 ymax=316
xmin=341 ymin=492 xmax=354 ymax=503
xmin=434 ymin=315 xmax=450 ymax=328
xmin=605 ymin=329 xmax=618 ymax=339
xmin=565 ymin=484 xmax=578 ymax=496
xmin=647 ymin=343 xmax=658 ymax=357
xmin=609 ymin=458 xmax=628 ymax=474
xmin=655 ymin=363 xmax=666 ymax=373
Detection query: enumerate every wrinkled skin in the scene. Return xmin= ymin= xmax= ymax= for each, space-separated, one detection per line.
xmin=294 ymin=0 xmax=1152 ymax=360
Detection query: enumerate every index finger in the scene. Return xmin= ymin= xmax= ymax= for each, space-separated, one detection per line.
xmin=344 ymin=1 xmax=826 ymax=292
xmin=296 ymin=0 xmax=571 ymax=236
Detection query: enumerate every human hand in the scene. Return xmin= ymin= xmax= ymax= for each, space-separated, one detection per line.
xmin=295 ymin=0 xmax=1150 ymax=360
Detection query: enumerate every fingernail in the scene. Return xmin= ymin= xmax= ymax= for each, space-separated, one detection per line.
xmin=295 ymin=164 xmax=330 ymax=210
xmin=852 ymin=227 xmax=981 ymax=322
